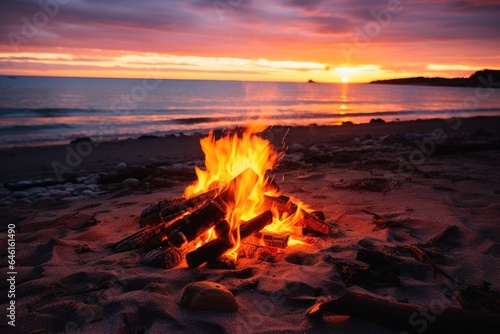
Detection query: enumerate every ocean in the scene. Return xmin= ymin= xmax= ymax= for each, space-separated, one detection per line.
xmin=1 ymin=76 xmax=499 ymax=148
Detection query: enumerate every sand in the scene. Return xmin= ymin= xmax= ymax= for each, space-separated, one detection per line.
xmin=1 ymin=116 xmax=500 ymax=333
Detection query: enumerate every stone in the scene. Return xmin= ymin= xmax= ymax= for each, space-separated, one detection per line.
xmin=52 ymin=190 xmax=71 ymax=198
xmin=115 ymin=162 xmax=127 ymax=171
xmin=27 ymin=187 xmax=45 ymax=196
xmin=122 ymin=178 xmax=140 ymax=186
xmin=288 ymin=143 xmax=304 ymax=153
xmin=179 ymin=281 xmax=238 ymax=312
xmin=32 ymin=197 xmax=57 ymax=206
xmin=11 ymin=191 xmax=28 ymax=199
xmin=17 ymin=180 xmax=32 ymax=186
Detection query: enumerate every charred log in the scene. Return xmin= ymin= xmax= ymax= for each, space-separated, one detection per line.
xmin=139 ymin=189 xmax=217 ymax=227
xmin=240 ymin=210 xmax=273 ymax=238
xmin=263 ymin=195 xmax=331 ymax=235
xmin=143 ymin=244 xmax=194 ymax=269
xmin=261 ymin=232 xmax=290 ymax=248
xmin=186 ymin=236 xmax=232 ymax=269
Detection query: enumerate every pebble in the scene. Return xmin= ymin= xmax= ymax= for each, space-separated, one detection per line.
xmin=0 ymin=199 xmax=16 ymax=206
xmin=36 ymin=192 xmax=51 ymax=198
xmin=179 ymin=281 xmax=238 ymax=312
xmin=11 ymin=191 xmax=28 ymax=199
xmin=288 ymin=143 xmax=304 ymax=153
xmin=122 ymin=178 xmax=140 ymax=186
xmin=27 ymin=187 xmax=45 ymax=196
xmin=82 ymin=190 xmax=96 ymax=197
xmin=32 ymin=197 xmax=57 ymax=206
xmin=17 ymin=180 xmax=32 ymax=186
xmin=307 ymin=144 xmax=329 ymax=154
xmin=352 ymin=137 xmax=361 ymax=146
xmin=115 ymin=162 xmax=127 ymax=171
xmin=52 ymin=190 xmax=71 ymax=198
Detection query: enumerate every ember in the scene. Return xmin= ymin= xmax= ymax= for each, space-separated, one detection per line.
xmin=113 ymin=126 xmax=332 ymax=268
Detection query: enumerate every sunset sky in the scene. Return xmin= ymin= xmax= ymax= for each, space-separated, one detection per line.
xmin=1 ymin=0 xmax=499 ymax=83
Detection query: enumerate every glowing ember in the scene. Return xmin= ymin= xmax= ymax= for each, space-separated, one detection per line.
xmin=184 ymin=126 xmax=306 ymax=257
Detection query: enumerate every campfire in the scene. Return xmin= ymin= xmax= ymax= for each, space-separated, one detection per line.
xmin=113 ymin=126 xmax=332 ymax=269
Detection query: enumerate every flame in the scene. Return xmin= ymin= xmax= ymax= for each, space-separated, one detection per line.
xmin=185 ymin=126 xmax=305 ymax=257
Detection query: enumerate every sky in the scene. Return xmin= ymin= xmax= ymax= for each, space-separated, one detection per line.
xmin=0 ymin=0 xmax=499 ymax=83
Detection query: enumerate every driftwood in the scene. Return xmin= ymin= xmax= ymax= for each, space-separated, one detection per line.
xmin=407 ymin=245 xmax=500 ymax=313
xmin=307 ymin=291 xmax=500 ymax=333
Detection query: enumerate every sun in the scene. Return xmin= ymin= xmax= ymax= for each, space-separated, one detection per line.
xmin=342 ymin=77 xmax=349 ymax=83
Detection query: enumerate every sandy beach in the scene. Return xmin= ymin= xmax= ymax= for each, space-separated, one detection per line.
xmin=1 ymin=116 xmax=500 ymax=333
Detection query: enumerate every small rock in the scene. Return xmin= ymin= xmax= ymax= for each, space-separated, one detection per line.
xmin=352 ymin=137 xmax=361 ymax=146
xmin=52 ymin=190 xmax=71 ymax=198
xmin=287 ymin=143 xmax=304 ymax=153
xmin=60 ymin=197 xmax=80 ymax=202
xmin=36 ymin=192 xmax=50 ymax=198
xmin=122 ymin=178 xmax=140 ymax=186
xmin=27 ymin=187 xmax=45 ymax=196
xmin=82 ymin=190 xmax=96 ymax=197
xmin=17 ymin=180 xmax=32 ymax=186
xmin=307 ymin=144 xmax=328 ymax=154
xmin=115 ymin=162 xmax=127 ymax=171
xmin=11 ymin=191 xmax=28 ymax=199
xmin=0 ymin=199 xmax=15 ymax=206
xmin=32 ymin=197 xmax=57 ymax=206
xmin=179 ymin=281 xmax=238 ymax=312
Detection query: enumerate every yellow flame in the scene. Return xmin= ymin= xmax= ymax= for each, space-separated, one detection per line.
xmin=185 ymin=126 xmax=307 ymax=256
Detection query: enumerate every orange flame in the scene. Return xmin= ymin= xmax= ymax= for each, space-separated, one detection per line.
xmin=185 ymin=126 xmax=304 ymax=256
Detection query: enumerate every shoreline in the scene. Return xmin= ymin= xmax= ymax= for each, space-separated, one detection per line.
xmin=1 ymin=115 xmax=500 ymax=183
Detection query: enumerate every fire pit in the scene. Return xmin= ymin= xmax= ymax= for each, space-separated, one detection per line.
xmin=113 ymin=126 xmax=332 ymax=269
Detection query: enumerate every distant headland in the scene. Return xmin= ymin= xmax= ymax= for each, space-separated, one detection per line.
xmin=370 ymin=69 xmax=500 ymax=88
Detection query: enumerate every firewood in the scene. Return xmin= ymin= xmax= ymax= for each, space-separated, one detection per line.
xmin=261 ymin=231 xmax=290 ymax=248
xmin=186 ymin=236 xmax=233 ymax=269
xmin=297 ymin=213 xmax=331 ymax=235
xmin=112 ymin=222 xmax=172 ymax=252
xmin=139 ymin=189 xmax=217 ymax=227
xmin=214 ymin=168 xmax=259 ymax=208
xmin=306 ymin=291 xmax=500 ymax=333
xmin=207 ymin=255 xmax=236 ymax=270
xmin=186 ymin=210 xmax=273 ymax=268
xmin=262 ymin=195 xmax=331 ymax=235
xmin=240 ymin=210 xmax=273 ymax=238
xmin=214 ymin=220 xmax=231 ymax=237
xmin=167 ymin=201 xmax=226 ymax=248
xmin=143 ymin=243 xmax=194 ymax=269
xmin=139 ymin=197 xmax=183 ymax=227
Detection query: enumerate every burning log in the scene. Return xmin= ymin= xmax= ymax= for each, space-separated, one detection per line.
xmin=207 ymin=255 xmax=237 ymax=270
xmin=139 ymin=189 xmax=217 ymax=227
xmin=186 ymin=236 xmax=232 ymax=269
xmin=186 ymin=210 xmax=273 ymax=268
xmin=167 ymin=201 xmax=226 ymax=247
xmin=262 ymin=195 xmax=331 ymax=235
xmin=261 ymin=231 xmax=290 ymax=249
xmin=240 ymin=210 xmax=273 ymax=238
